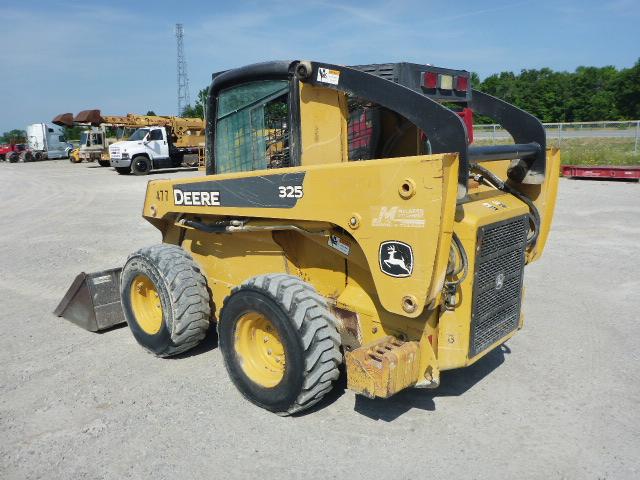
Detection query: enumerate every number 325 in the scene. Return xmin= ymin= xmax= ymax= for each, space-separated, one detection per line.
xmin=278 ymin=185 xmax=303 ymax=198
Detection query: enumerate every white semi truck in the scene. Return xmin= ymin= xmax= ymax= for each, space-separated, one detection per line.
xmin=26 ymin=123 xmax=73 ymax=160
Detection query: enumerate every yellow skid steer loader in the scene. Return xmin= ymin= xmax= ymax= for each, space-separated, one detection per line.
xmin=56 ymin=60 xmax=559 ymax=415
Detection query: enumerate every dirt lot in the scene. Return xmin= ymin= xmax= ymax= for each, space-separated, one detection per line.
xmin=1 ymin=160 xmax=639 ymax=479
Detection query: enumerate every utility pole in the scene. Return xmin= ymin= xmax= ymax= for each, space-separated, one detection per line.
xmin=175 ymin=23 xmax=190 ymax=116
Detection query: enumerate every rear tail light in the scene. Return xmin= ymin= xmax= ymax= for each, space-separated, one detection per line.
xmin=422 ymin=71 xmax=438 ymax=89
xmin=455 ymin=76 xmax=469 ymax=92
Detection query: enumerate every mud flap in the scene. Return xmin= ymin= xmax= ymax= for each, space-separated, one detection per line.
xmin=54 ymin=268 xmax=125 ymax=332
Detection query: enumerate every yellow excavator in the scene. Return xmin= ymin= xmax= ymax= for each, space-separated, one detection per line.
xmin=56 ymin=60 xmax=559 ymax=415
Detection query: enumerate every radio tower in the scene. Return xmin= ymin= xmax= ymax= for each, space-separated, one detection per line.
xmin=175 ymin=23 xmax=190 ymax=116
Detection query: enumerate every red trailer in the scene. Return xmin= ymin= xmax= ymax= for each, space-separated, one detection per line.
xmin=561 ymin=165 xmax=640 ymax=181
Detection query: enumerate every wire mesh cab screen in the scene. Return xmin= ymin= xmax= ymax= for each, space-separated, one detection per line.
xmin=215 ymin=80 xmax=290 ymax=174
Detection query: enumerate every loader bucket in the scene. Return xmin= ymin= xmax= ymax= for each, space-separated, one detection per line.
xmin=74 ymin=109 xmax=104 ymax=126
xmin=54 ymin=268 xmax=126 ymax=332
xmin=52 ymin=113 xmax=74 ymax=127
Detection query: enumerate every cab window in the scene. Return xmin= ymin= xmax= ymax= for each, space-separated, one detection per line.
xmin=148 ymin=129 xmax=163 ymax=141
xmin=215 ymin=80 xmax=290 ymax=174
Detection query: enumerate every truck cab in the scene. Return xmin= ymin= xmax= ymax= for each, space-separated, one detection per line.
xmin=109 ymin=126 xmax=193 ymax=175
xmin=78 ymin=126 xmax=131 ymax=166
xmin=26 ymin=123 xmax=73 ymax=160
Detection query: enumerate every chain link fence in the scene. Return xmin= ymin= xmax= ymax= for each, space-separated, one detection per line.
xmin=474 ymin=120 xmax=640 ymax=164
xmin=475 ymin=120 xmax=639 ymax=152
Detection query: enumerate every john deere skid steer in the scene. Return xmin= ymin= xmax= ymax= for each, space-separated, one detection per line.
xmin=56 ymin=60 xmax=559 ymax=415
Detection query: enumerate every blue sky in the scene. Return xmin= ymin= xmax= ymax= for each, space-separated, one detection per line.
xmin=1 ymin=0 xmax=638 ymax=133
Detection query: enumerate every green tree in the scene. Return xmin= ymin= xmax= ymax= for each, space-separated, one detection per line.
xmin=146 ymin=110 xmax=156 ymax=116
xmin=181 ymin=88 xmax=209 ymax=119
xmin=615 ymin=59 xmax=640 ymax=119
xmin=64 ymin=126 xmax=83 ymax=141
xmin=0 ymin=129 xmax=27 ymax=143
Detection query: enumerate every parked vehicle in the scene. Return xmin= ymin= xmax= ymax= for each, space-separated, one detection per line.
xmin=0 ymin=143 xmax=32 ymax=162
xmin=109 ymin=125 xmax=200 ymax=175
xmin=53 ymin=110 xmax=203 ymax=169
xmin=57 ymin=59 xmax=560 ymax=415
xmin=25 ymin=123 xmax=73 ymax=160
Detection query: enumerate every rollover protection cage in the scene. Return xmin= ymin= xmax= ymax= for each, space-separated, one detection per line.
xmin=205 ymin=61 xmax=547 ymax=198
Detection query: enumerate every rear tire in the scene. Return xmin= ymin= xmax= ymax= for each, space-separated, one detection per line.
xmin=219 ymin=274 xmax=342 ymax=415
xmin=7 ymin=152 xmax=19 ymax=163
xmin=98 ymin=159 xmax=111 ymax=167
xmin=131 ymin=155 xmax=151 ymax=175
xmin=33 ymin=151 xmax=43 ymax=161
xmin=121 ymin=244 xmax=211 ymax=357
xmin=115 ymin=167 xmax=130 ymax=175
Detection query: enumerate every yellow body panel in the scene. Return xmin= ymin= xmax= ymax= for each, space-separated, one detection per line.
xmin=437 ymin=192 xmax=529 ymax=370
xmin=143 ymin=154 xmax=456 ymax=318
xmin=298 ymin=82 xmax=348 ymax=166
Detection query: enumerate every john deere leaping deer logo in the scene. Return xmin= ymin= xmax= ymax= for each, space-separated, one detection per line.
xmin=379 ymin=241 xmax=414 ymax=277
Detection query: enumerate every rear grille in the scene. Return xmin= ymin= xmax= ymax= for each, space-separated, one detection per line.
xmin=351 ymin=63 xmax=398 ymax=83
xmin=469 ymin=215 xmax=529 ymax=357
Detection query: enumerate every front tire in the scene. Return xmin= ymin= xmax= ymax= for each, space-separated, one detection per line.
xmin=219 ymin=274 xmax=342 ymax=415
xmin=121 ymin=244 xmax=211 ymax=357
xmin=131 ymin=155 xmax=151 ymax=175
xmin=115 ymin=167 xmax=130 ymax=175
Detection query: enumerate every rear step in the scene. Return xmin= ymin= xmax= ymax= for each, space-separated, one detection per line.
xmin=54 ymin=268 xmax=126 ymax=332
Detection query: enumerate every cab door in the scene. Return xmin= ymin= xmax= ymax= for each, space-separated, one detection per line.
xmin=145 ymin=128 xmax=168 ymax=159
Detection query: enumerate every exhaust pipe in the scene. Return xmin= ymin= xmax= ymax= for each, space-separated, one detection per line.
xmin=54 ymin=268 xmax=126 ymax=332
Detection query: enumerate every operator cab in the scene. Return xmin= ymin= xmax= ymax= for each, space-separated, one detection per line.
xmin=210 ymin=64 xmax=472 ymax=173
xmin=206 ymin=61 xmax=546 ymax=198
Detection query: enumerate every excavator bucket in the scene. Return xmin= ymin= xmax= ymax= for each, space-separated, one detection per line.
xmin=52 ymin=113 xmax=74 ymax=127
xmin=74 ymin=109 xmax=104 ymax=126
xmin=54 ymin=268 xmax=126 ymax=332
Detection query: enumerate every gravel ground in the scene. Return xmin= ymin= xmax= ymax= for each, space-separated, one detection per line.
xmin=1 ymin=160 xmax=639 ymax=479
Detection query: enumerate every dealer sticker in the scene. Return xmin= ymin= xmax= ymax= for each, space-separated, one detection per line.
xmin=317 ymin=67 xmax=340 ymax=85
xmin=328 ymin=234 xmax=350 ymax=255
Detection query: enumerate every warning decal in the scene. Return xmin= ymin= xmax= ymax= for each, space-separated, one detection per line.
xmin=317 ymin=67 xmax=340 ymax=85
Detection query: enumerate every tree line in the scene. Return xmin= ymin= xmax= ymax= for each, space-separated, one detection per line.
xmin=472 ymin=60 xmax=639 ymax=123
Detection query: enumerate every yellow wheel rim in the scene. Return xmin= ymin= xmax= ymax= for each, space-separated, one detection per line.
xmin=130 ymin=274 xmax=163 ymax=335
xmin=234 ymin=312 xmax=286 ymax=388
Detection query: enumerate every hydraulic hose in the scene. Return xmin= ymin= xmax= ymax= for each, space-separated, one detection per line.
xmin=444 ymin=232 xmax=468 ymax=288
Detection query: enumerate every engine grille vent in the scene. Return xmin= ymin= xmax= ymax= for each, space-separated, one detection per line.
xmin=469 ymin=215 xmax=529 ymax=357
xmin=350 ymin=63 xmax=398 ymax=83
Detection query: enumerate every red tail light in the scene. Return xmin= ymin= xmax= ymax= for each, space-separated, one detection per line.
xmin=455 ymin=76 xmax=469 ymax=92
xmin=422 ymin=71 xmax=438 ymax=89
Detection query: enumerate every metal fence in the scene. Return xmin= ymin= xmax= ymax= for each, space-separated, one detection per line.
xmin=474 ymin=120 xmax=640 ymax=153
